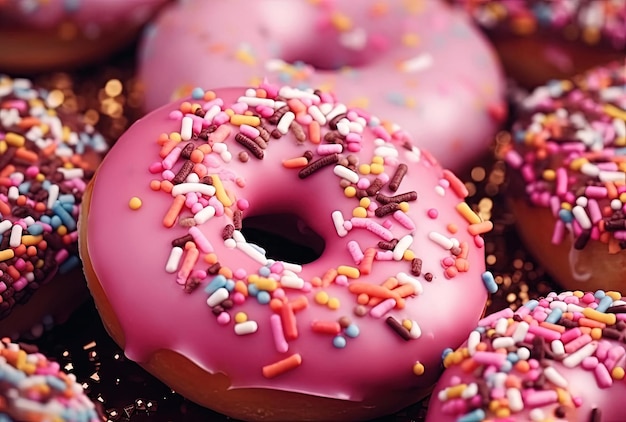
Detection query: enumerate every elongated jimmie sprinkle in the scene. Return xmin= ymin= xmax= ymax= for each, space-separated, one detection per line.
xmin=298 ymin=153 xmax=339 ymax=179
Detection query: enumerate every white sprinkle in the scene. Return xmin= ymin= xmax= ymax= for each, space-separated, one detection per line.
xmin=428 ymin=231 xmax=453 ymax=250
xmin=307 ymin=105 xmax=327 ymax=125
xmin=374 ymin=145 xmax=399 ymax=158
xmin=9 ymin=224 xmax=22 ymax=248
xmin=280 ymin=275 xmax=305 ymax=289
xmin=236 ymin=242 xmax=268 ymax=265
xmin=544 ymin=366 xmax=568 ymax=388
xmin=599 ymin=170 xmax=626 ymax=183
xmin=234 ymin=320 xmax=259 ymax=335
xmin=165 ymin=246 xmax=184 ymax=273
xmin=47 ymin=184 xmax=59 ymax=209
xmin=572 ymin=205 xmax=592 ymax=229
xmin=193 ymin=205 xmax=216 ymax=225
xmin=400 ymin=53 xmax=434 ymax=73
xmin=237 ymin=96 xmax=275 ymax=108
xmin=512 ymin=321 xmax=530 ymax=343
xmin=408 ymin=320 xmax=421 ymax=339
xmin=492 ymin=336 xmax=515 ymax=349
xmin=333 ymin=165 xmax=359 ymax=183
xmin=0 ymin=221 xmax=12 ymax=235
xmin=324 ymin=103 xmax=347 ymax=121
xmin=203 ymin=104 xmax=221 ymax=123
xmin=57 ymin=168 xmax=84 ymax=180
xmin=507 ymin=388 xmax=524 ymax=412
xmin=180 ymin=116 xmax=193 ymax=141
xmin=562 ymin=341 xmax=598 ymax=368
xmin=331 ymin=210 xmax=348 ymax=237
xmin=467 ymin=330 xmax=481 ymax=355
xmin=206 ymin=287 xmax=229 ymax=307
xmin=172 ymin=183 xmax=216 ymax=197
xmin=396 ymin=272 xmax=423 ymax=295
xmin=276 ymin=111 xmax=295 ymax=135
xmin=392 ymin=235 xmax=413 ymax=261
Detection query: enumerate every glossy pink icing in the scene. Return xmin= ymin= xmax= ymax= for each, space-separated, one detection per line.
xmin=138 ymin=0 xmax=506 ymax=171
xmin=426 ymin=290 xmax=626 ymax=422
xmin=83 ymin=83 xmax=494 ymax=419
xmin=0 ymin=0 xmax=167 ymax=34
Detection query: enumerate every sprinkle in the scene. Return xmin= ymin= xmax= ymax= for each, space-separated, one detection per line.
xmin=388 ymin=164 xmax=408 ymax=191
xmin=262 ymin=353 xmax=302 ymax=379
xmin=298 ymin=153 xmax=339 ymax=178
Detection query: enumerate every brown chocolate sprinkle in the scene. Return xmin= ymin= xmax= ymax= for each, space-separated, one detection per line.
xmin=171 ymin=235 xmax=194 ymax=248
xmin=303 ymin=150 xmax=314 ymax=162
xmin=590 ymin=407 xmax=602 ymax=422
xmin=172 ymin=160 xmax=194 ymax=184
xmin=424 ymin=273 xmax=433 ymax=282
xmin=378 ymin=239 xmax=399 ymax=250
xmin=180 ymin=142 xmax=195 ymax=159
xmin=298 ymin=153 xmax=339 ymax=179
xmin=411 ymin=258 xmax=423 ymax=276
xmin=233 ymin=210 xmax=243 ymax=230
xmin=376 ymin=191 xmax=418 ymax=204
xmin=200 ymin=175 xmax=214 ymax=185
xmin=235 ymin=133 xmax=264 ymax=159
xmin=290 ymin=121 xmax=306 ymax=143
xmin=207 ymin=263 xmax=222 ymax=275
xmin=257 ymin=125 xmax=271 ymax=141
xmin=385 ymin=316 xmax=411 ymax=341
xmin=366 ymin=178 xmax=385 ymax=196
xmin=374 ymin=202 xmax=399 ymax=218
xmin=268 ymin=105 xmax=289 ymax=125
xmin=221 ymin=224 xmax=235 ymax=240
xmin=388 ymin=163 xmax=408 ymax=192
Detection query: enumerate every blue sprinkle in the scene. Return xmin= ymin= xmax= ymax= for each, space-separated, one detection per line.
xmin=332 ymin=335 xmax=347 ymax=349
xmin=258 ymin=266 xmax=271 ymax=277
xmin=40 ymin=215 xmax=51 ymax=225
xmin=513 ymin=129 xmax=526 ymax=143
xmin=42 ymin=180 xmax=51 ymax=190
xmin=191 ymin=87 xmax=205 ymax=100
xmin=47 ymin=374 xmax=67 ymax=391
xmin=499 ymin=360 xmax=512 ymax=373
xmin=58 ymin=194 xmax=76 ymax=204
xmin=458 ymin=409 xmax=486 ymax=422
xmin=344 ymin=324 xmax=360 ymax=338
xmin=52 ymin=202 xmax=76 ymax=231
xmin=558 ymin=208 xmax=573 ymax=223
xmin=507 ymin=352 xmax=519 ymax=364
xmin=524 ymin=299 xmax=539 ymax=311
xmin=596 ymin=295 xmax=613 ymax=313
xmin=92 ymin=133 xmax=108 ymax=153
xmin=257 ymin=291 xmax=271 ymax=305
xmin=62 ymin=202 xmax=74 ymax=213
xmin=545 ymin=308 xmax=562 ymax=324
xmin=204 ymin=275 xmax=226 ymax=295
xmin=482 ymin=271 xmax=497 ymax=294
xmin=59 ymin=255 xmax=80 ymax=274
xmin=248 ymin=284 xmax=259 ymax=297
xmin=63 ymin=0 xmax=81 ymax=12
xmin=50 ymin=215 xmax=62 ymax=229
xmin=441 ymin=348 xmax=453 ymax=360
xmin=595 ymin=290 xmax=607 ymax=299
xmin=27 ymin=223 xmax=44 ymax=236
xmin=18 ymin=182 xmax=31 ymax=194
xmin=225 ymin=279 xmax=236 ymax=291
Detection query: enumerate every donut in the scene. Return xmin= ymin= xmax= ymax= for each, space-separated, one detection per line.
xmin=137 ymin=0 xmax=507 ymax=172
xmin=0 ymin=0 xmax=168 ymax=72
xmin=0 ymin=75 xmax=109 ymax=339
xmin=0 ymin=338 xmax=101 ymax=421
xmin=502 ymin=61 xmax=626 ymax=294
xmin=79 ymin=82 xmax=497 ymax=421
xmin=452 ymin=0 xmax=626 ymax=87
xmin=425 ymin=288 xmax=626 ymax=421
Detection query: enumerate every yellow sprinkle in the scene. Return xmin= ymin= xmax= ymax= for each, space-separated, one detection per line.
xmin=359 ymin=197 xmax=371 ymax=208
xmin=619 ymin=193 xmax=626 ymax=203
xmin=0 ymin=140 xmax=6 ymax=154
xmin=569 ymin=157 xmax=588 ymax=171
xmin=315 ymin=291 xmax=329 ymax=305
xmin=561 ymin=202 xmax=572 ymax=211
xmin=402 ymin=319 xmax=412 ymax=330
xmin=352 ymin=207 xmax=367 ymax=218
xmin=234 ymin=312 xmax=248 ymax=324
xmin=327 ymin=297 xmax=340 ymax=310
xmin=556 ymin=387 xmax=572 ymax=406
xmin=371 ymin=156 xmax=384 ymax=165
xmin=412 ymin=361 xmax=425 ymax=376
xmin=344 ymin=186 xmax=357 ymax=198
xmin=446 ymin=384 xmax=467 ymax=399
xmin=495 ymin=407 xmax=511 ymax=419
xmin=605 ymin=291 xmax=622 ymax=301
xmin=210 ymin=174 xmax=233 ymax=207
xmin=402 ymin=33 xmax=420 ymax=47
xmin=4 ymin=132 xmax=25 ymax=147
xmin=169 ymin=132 xmax=182 ymax=142
xmin=204 ymin=253 xmax=218 ymax=265
xmin=348 ymin=97 xmax=369 ymax=109
xmin=488 ymin=400 xmax=500 ymax=412
xmin=590 ymin=327 xmax=602 ymax=340
xmin=337 ymin=265 xmax=360 ymax=279
xmin=398 ymin=202 xmax=409 ymax=212
xmin=542 ymin=169 xmax=556 ymax=181
xmin=616 ymin=137 xmax=626 ymax=147
xmin=56 ymin=225 xmax=67 ymax=236
xmin=128 ymin=197 xmax=142 ymax=210
xmin=358 ymin=164 xmax=371 ymax=175
xmin=330 ymin=12 xmax=352 ymax=31
xmin=605 ymin=104 xmax=626 ymax=121
xmin=455 ymin=202 xmax=482 ymax=224
xmin=235 ymin=49 xmax=256 ymax=66
xmin=20 ymin=235 xmax=43 ymax=246
xmin=0 ymin=249 xmax=15 ymax=262
xmin=370 ymin=163 xmax=384 ymax=175
xmin=582 ymin=307 xmax=616 ymax=325
xmin=612 ymin=367 xmax=625 ymax=380
xmin=403 ymin=249 xmax=415 ymax=261
xmin=254 ymin=277 xmax=278 ymax=291
xmin=230 ymin=114 xmax=261 ymax=126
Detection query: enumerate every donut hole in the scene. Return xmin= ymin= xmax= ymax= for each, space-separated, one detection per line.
xmin=241 ymin=213 xmax=325 ymax=264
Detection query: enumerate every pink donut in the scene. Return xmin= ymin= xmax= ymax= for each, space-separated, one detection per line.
xmin=80 ymin=82 xmax=496 ymax=421
xmin=0 ymin=0 xmax=169 ymax=72
xmin=426 ymin=289 xmax=626 ymax=421
xmin=138 ymin=0 xmax=507 ymax=171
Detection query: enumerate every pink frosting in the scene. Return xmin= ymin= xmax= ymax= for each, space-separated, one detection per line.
xmin=0 ymin=0 xmax=167 ymax=33
xmin=138 ymin=0 xmax=506 ymax=171
xmin=83 ymin=83 xmax=494 ymax=418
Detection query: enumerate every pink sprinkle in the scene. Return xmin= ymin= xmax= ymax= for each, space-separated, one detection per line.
xmin=582 ymin=356 xmax=599 ymax=370
xmin=237 ymin=198 xmax=250 ymax=210
xmin=217 ymin=312 xmax=231 ymax=325
xmin=296 ymin=114 xmax=312 ymax=125
xmin=168 ymin=110 xmax=183 ymax=120
xmin=473 ymin=235 xmax=485 ymax=248
xmin=231 ymin=102 xmax=248 ymax=115
xmin=382 ymin=219 xmax=393 ymax=229
xmin=162 ymin=147 xmax=182 ymax=170
xmin=149 ymin=162 xmax=164 ymax=174
xmin=25 ymin=166 xmax=39 ymax=177
xmin=427 ymin=208 xmax=438 ymax=219
xmin=191 ymin=203 xmax=204 ymax=214
xmin=232 ymin=292 xmax=246 ymax=305
xmin=334 ymin=275 xmax=348 ymax=286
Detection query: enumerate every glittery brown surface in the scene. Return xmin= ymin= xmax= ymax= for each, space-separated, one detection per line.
xmin=14 ymin=45 xmax=561 ymax=422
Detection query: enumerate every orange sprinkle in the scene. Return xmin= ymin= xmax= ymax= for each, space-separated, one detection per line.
xmin=159 ymin=139 xmax=179 ymax=158
xmin=358 ymin=248 xmax=376 ymax=275
xmin=269 ymin=298 xmax=284 ymax=312
xmin=41 ymin=142 xmax=56 ymax=157
xmin=179 ymin=101 xmax=193 ymax=114
xmin=442 ymin=169 xmax=469 ymax=199
xmin=7 ymin=266 xmax=19 ymax=281
xmin=193 ymin=163 xmax=208 ymax=178
xmin=163 ymin=195 xmax=186 ymax=228
xmin=468 ymin=220 xmax=494 ymax=236
xmin=17 ymin=116 xmax=40 ymax=129
xmin=34 ymin=202 xmax=46 ymax=212
xmin=514 ymin=360 xmax=530 ymax=373
xmin=539 ymin=321 xmax=566 ymax=333
xmin=309 ymin=120 xmax=321 ymax=144
xmin=310 ymin=276 xmax=322 ymax=287
xmin=321 ymin=268 xmax=338 ymax=286
xmin=460 ymin=357 xmax=479 ymax=372
xmin=12 ymin=244 xmax=26 ymax=257
xmin=287 ymin=99 xmax=306 ymax=114
xmin=282 ymin=156 xmax=309 ymax=168
xmin=290 ymin=295 xmax=308 ymax=312
xmin=445 ymin=266 xmax=458 ymax=279
xmin=189 ymin=149 xmax=204 ymax=163
xmin=357 ymin=293 xmax=370 ymax=305
xmin=14 ymin=148 xmax=38 ymax=163
xmin=281 ymin=303 xmax=298 ymax=340
xmin=0 ymin=165 xmax=15 ymax=178
xmin=382 ymin=276 xmax=399 ymax=290
xmin=218 ymin=266 xmax=233 ymax=279
xmin=348 ymin=283 xmax=400 ymax=301
xmin=578 ymin=317 xmax=606 ymax=329
xmin=262 ymin=353 xmax=302 ymax=379
xmin=234 ymin=280 xmax=248 ymax=296
xmin=391 ymin=283 xmax=416 ymax=298
xmin=160 ymin=180 xmax=174 ymax=194
xmin=0 ymin=200 xmax=10 ymax=217
xmin=16 ymin=195 xmax=27 ymax=206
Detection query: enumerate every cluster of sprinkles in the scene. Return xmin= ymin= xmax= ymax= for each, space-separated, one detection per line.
xmin=434 ymin=289 xmax=626 ymax=422
xmin=0 ymin=75 xmax=107 ymax=323
xmin=457 ymin=0 xmax=626 ymax=48
xmin=142 ymin=82 xmax=494 ymax=379
xmin=504 ymin=62 xmax=626 ymax=258
xmin=0 ymin=338 xmax=100 ymax=421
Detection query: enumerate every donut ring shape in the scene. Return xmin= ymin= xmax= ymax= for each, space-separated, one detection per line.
xmin=138 ymin=0 xmax=506 ymax=171
xmin=80 ymin=82 xmax=496 ymax=421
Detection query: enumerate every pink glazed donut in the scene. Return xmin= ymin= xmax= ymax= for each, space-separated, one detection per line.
xmin=138 ymin=0 xmax=507 ymax=172
xmin=80 ymin=82 xmax=497 ymax=421
xmin=0 ymin=0 xmax=169 ymax=72
xmin=426 ymin=289 xmax=626 ymax=422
